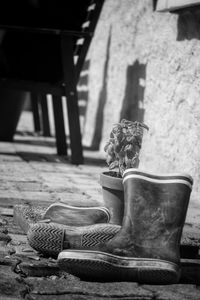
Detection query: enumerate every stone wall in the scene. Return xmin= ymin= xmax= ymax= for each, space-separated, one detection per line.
xmin=82 ymin=0 xmax=200 ymax=205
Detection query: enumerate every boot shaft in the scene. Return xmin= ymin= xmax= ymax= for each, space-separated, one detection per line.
xmin=121 ymin=169 xmax=193 ymax=263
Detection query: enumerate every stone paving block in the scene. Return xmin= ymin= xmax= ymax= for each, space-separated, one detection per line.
xmin=0 ymin=181 xmax=14 ymax=190
xmin=39 ymin=172 xmax=77 ymax=184
xmin=0 ymin=265 xmax=25 ymax=299
xmin=0 ymin=191 xmax=57 ymax=207
xmin=56 ymin=192 xmax=104 ymax=207
xmin=0 ymin=142 xmax=16 ymax=154
xmin=0 ymin=190 xmax=23 ymax=202
xmin=70 ymin=178 xmax=100 ymax=188
xmin=45 ymin=185 xmax=78 ymax=193
xmin=0 ymin=296 xmax=21 ymax=300
xmin=13 ymin=182 xmax=45 ymax=192
xmin=0 ymin=161 xmax=36 ymax=173
xmin=0 ymin=174 xmax=40 ymax=182
xmin=29 ymin=162 xmax=63 ymax=173
xmin=24 ymin=277 xmax=153 ymax=300
xmin=19 ymin=191 xmax=57 ymax=204
xmin=82 ymin=186 xmax=102 ymax=193
xmin=83 ymin=191 xmax=103 ymax=200
xmin=2 ymin=219 xmax=25 ymax=235
xmin=143 ymin=284 xmax=200 ymax=300
xmin=78 ymin=166 xmax=106 ymax=177
xmin=69 ymin=173 xmax=99 ymax=179
xmin=14 ymin=142 xmax=56 ymax=155
xmin=0 ymin=155 xmax=23 ymax=163
xmin=39 ymin=175 xmax=77 ymax=192
xmin=0 ymin=207 xmax=13 ymax=216
xmin=25 ymin=296 xmax=148 ymax=300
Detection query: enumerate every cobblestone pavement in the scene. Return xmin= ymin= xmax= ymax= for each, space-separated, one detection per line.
xmin=0 ymin=112 xmax=199 ymax=299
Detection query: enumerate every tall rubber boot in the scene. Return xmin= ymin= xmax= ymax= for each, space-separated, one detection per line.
xmin=27 ymin=222 xmax=120 ymax=257
xmin=14 ymin=203 xmax=111 ymax=234
xmin=58 ymin=168 xmax=193 ymax=284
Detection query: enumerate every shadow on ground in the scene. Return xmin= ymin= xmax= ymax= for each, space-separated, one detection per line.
xmin=0 ymin=150 xmax=105 ymax=167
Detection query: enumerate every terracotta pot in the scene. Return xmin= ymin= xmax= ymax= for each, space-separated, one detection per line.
xmin=100 ymin=171 xmax=124 ymax=225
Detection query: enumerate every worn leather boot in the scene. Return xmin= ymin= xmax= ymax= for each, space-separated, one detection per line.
xmin=58 ymin=168 xmax=193 ymax=284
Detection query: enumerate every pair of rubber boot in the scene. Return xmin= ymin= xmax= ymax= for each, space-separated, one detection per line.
xmin=26 ymin=168 xmax=193 ymax=284
xmin=26 ymin=203 xmax=120 ymax=257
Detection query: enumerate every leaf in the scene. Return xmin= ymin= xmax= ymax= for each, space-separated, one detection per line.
xmin=107 ymin=144 xmax=115 ymax=156
xmin=106 ymin=154 xmax=114 ymax=165
xmin=104 ymin=142 xmax=110 ymax=152
xmin=105 ymin=119 xmax=149 ymax=174
xmin=109 ymin=161 xmax=119 ymax=170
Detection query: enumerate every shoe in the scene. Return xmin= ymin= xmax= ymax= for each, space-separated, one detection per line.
xmin=58 ymin=168 xmax=193 ymax=284
xmin=14 ymin=203 xmax=111 ymax=233
xmin=14 ymin=204 xmax=45 ymax=234
xmin=27 ymin=222 xmax=120 ymax=257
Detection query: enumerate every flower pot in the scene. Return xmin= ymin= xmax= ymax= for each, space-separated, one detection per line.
xmin=100 ymin=171 xmax=124 ymax=225
xmin=0 ymin=89 xmax=27 ymax=141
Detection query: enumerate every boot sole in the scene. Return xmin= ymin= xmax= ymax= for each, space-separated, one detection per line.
xmin=14 ymin=204 xmax=111 ymax=234
xmin=58 ymin=250 xmax=180 ymax=284
xmin=27 ymin=223 xmax=120 ymax=257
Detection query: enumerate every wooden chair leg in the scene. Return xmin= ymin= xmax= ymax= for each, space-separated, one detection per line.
xmin=61 ymin=36 xmax=84 ymax=164
xmin=31 ymin=92 xmax=41 ymax=132
xmin=52 ymin=95 xmax=68 ymax=156
xmin=40 ymin=94 xmax=51 ymax=137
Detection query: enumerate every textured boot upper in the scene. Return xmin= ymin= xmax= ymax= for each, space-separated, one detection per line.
xmin=98 ymin=168 xmax=193 ymax=264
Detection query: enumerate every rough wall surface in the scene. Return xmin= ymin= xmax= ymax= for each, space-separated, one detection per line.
xmin=82 ymin=0 xmax=200 ymax=204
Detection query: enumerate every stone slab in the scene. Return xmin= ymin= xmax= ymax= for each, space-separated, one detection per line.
xmin=24 ymin=277 xmax=153 ymax=300
xmin=144 ymin=284 xmax=200 ymax=300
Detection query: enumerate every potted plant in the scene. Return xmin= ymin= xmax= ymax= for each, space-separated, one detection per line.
xmin=100 ymin=119 xmax=149 ymax=225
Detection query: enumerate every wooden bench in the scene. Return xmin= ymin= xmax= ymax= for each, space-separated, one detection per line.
xmin=0 ymin=0 xmax=105 ymax=164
